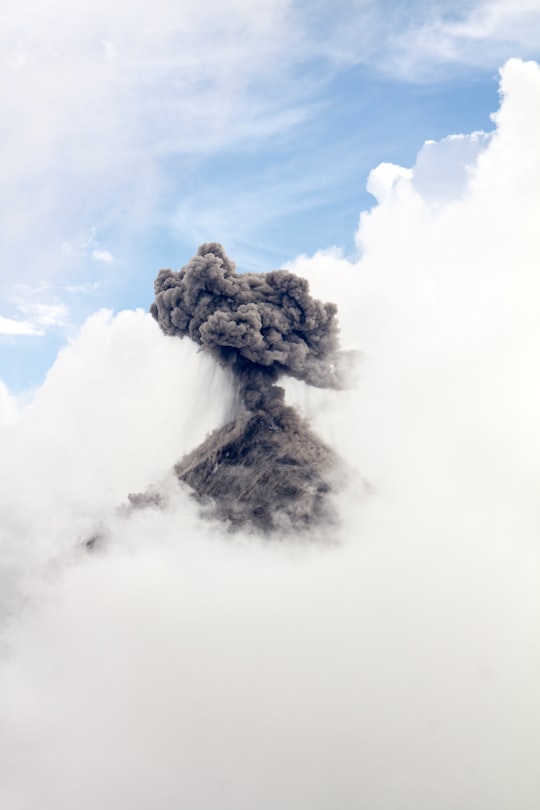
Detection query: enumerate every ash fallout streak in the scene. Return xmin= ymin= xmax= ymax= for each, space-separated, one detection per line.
xmin=144 ymin=243 xmax=352 ymax=532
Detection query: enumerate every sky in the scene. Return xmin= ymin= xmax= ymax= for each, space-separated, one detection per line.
xmin=2 ymin=0 xmax=540 ymax=394
xmin=1 ymin=3 xmax=540 ymax=809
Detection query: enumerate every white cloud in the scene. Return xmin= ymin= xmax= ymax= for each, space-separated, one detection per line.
xmin=0 ymin=316 xmax=43 ymax=336
xmin=63 ymin=281 xmax=106 ymax=294
xmin=0 ymin=380 xmax=19 ymax=426
xmin=366 ymin=161 xmax=413 ymax=204
xmin=410 ymin=131 xmax=491 ymax=204
xmin=6 ymin=284 xmax=69 ymax=334
xmin=14 ymin=300 xmax=68 ymax=329
xmin=0 ymin=58 xmax=539 ymax=809
xmin=91 ymin=249 xmax=115 ymax=264
xmin=439 ymin=0 xmax=540 ymax=47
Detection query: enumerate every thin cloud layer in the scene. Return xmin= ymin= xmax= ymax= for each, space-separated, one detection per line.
xmin=298 ymin=0 xmax=540 ymax=79
xmin=0 ymin=59 xmax=539 ymax=809
xmin=382 ymin=0 xmax=540 ymax=79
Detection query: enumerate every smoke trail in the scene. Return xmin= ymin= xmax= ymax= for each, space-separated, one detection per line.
xmin=147 ymin=243 xmax=351 ymax=532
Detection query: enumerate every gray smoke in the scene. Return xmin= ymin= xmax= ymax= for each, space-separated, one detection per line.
xmin=150 ymin=242 xmax=344 ymax=413
xmin=146 ymin=243 xmax=351 ymax=533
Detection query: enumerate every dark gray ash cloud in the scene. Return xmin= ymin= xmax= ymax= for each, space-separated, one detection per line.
xmin=150 ymin=242 xmax=346 ymax=412
xmin=145 ymin=243 xmax=351 ymax=533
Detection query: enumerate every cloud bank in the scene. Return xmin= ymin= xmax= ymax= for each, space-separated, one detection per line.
xmin=0 ymin=59 xmax=539 ymax=809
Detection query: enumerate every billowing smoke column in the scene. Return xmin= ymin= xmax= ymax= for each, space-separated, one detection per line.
xmin=147 ymin=243 xmax=349 ymax=533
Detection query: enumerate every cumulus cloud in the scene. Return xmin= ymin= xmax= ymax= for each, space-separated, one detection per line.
xmin=0 ymin=59 xmax=539 ymax=810
xmin=0 ymin=379 xmax=18 ymax=425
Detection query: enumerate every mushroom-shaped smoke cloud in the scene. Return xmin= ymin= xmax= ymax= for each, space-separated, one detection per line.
xmin=150 ymin=242 xmax=344 ymax=413
xmin=145 ymin=243 xmax=351 ymax=534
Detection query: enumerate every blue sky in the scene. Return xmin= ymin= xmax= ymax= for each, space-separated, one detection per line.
xmin=1 ymin=0 xmax=540 ymax=393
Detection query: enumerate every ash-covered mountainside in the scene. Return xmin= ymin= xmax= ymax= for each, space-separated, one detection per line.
xmin=173 ymin=406 xmax=340 ymax=533
xmin=139 ymin=243 xmax=351 ymax=533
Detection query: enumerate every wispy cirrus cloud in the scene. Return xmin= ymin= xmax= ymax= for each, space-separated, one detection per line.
xmin=61 ymin=230 xmax=117 ymax=266
xmin=0 ymin=316 xmax=43 ymax=337
xmin=311 ymin=0 xmax=540 ymax=79
xmin=384 ymin=0 xmax=540 ymax=79
xmin=0 ymin=283 xmax=69 ymax=339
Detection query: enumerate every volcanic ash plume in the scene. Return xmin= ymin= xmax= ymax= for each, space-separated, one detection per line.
xmin=146 ymin=242 xmax=351 ymax=533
